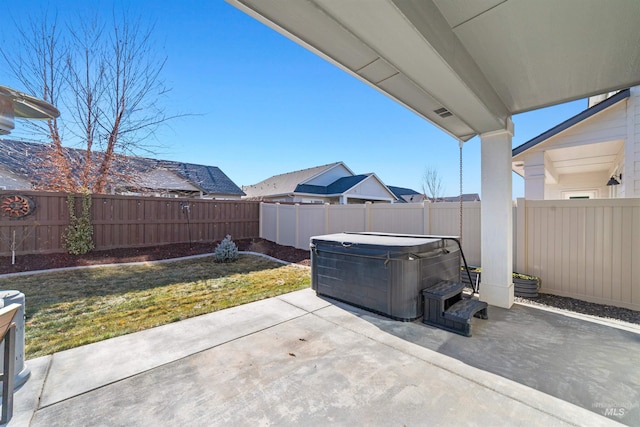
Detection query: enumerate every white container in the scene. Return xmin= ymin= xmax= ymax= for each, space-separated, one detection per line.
xmin=0 ymin=291 xmax=30 ymax=389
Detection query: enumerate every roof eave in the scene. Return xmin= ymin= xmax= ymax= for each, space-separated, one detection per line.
xmin=298 ymin=162 xmax=352 ymax=186
xmin=512 ymin=88 xmax=630 ymax=158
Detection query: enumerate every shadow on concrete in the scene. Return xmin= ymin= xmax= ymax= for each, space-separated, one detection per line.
xmin=328 ymin=299 xmax=640 ymax=426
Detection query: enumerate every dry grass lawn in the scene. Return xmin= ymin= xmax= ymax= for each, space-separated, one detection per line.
xmin=0 ymin=254 xmax=310 ymax=358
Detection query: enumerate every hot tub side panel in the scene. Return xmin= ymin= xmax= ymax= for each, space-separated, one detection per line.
xmin=312 ymin=248 xmax=396 ymax=317
xmin=311 ymin=235 xmax=462 ymax=321
xmin=419 ymin=248 xmax=461 ymax=289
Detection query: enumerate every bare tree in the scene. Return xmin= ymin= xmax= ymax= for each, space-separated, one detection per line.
xmin=0 ymin=13 xmax=76 ymax=192
xmin=422 ymin=166 xmax=444 ymax=202
xmin=1 ymin=9 xmax=176 ymax=193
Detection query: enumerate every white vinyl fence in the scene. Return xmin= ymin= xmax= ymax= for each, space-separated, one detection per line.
xmin=261 ymin=198 xmax=640 ymax=311
xmin=516 ymin=198 xmax=640 ymax=311
xmin=260 ymin=201 xmax=482 ymax=264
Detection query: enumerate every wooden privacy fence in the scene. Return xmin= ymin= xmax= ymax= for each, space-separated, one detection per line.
xmin=261 ymin=199 xmax=640 ymax=311
xmin=0 ymin=191 xmax=260 ymax=255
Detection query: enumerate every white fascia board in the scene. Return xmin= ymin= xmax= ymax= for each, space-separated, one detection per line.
xmin=512 ymin=89 xmax=630 ymax=158
xmin=347 ymin=195 xmax=395 ymax=202
xmin=299 ymin=162 xmax=354 ymax=186
xmin=342 ymin=174 xmax=399 ymax=200
xmin=294 ymin=192 xmax=331 ymax=198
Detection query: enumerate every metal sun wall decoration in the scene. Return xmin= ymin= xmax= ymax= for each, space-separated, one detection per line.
xmin=0 ymin=195 xmax=36 ymax=218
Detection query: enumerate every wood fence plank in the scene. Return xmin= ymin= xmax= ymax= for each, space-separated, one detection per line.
xmin=0 ymin=191 xmax=259 ymax=255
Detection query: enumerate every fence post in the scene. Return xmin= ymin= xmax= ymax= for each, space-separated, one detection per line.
xmin=422 ymin=201 xmax=430 ymax=234
xmin=324 ymin=203 xmax=330 ymax=234
xmin=515 ymin=198 xmax=527 ymax=273
xmin=259 ymin=202 xmax=264 ymax=239
xmin=365 ymin=202 xmax=372 ymax=231
xmin=275 ymin=203 xmax=280 ymax=245
xmin=295 ymin=203 xmax=300 ymax=248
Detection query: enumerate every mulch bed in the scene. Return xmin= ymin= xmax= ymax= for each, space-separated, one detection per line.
xmin=0 ymin=238 xmax=311 ymax=275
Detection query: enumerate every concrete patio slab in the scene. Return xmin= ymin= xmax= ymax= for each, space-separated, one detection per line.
xmin=40 ymin=297 xmax=307 ymax=407
xmin=5 ymin=288 xmax=635 ymax=426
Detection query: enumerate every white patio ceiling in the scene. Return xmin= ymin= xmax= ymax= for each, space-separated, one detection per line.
xmin=512 ymin=140 xmax=625 ymax=181
xmin=546 ymin=141 xmax=624 ymax=176
xmin=227 ymin=0 xmax=640 ymax=141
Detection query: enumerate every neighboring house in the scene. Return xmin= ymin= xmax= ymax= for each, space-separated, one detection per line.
xmin=124 ymin=159 xmax=245 ymax=199
xmin=387 ymin=186 xmax=427 ymax=203
xmin=387 ymin=185 xmax=480 ymax=204
xmin=242 ymin=162 xmax=398 ymax=204
xmin=512 ymin=87 xmax=640 ymax=200
xmin=0 ymin=139 xmax=245 ymax=199
xmin=429 ymin=193 xmax=481 ymax=203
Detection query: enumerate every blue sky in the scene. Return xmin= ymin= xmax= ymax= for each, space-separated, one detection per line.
xmin=1 ymin=0 xmax=587 ymax=199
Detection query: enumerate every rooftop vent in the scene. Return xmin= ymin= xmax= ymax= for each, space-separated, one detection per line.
xmin=434 ymin=107 xmax=453 ymax=118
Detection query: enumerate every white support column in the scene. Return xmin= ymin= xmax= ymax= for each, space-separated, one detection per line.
xmin=480 ymin=119 xmax=514 ymax=308
xmin=523 ymin=152 xmax=546 ymax=200
xmin=625 ymin=86 xmax=639 ymax=197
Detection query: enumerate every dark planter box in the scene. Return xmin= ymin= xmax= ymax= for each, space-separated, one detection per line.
xmin=461 ymin=268 xmax=480 ymax=289
xmin=513 ymin=277 xmax=539 ymax=298
xmin=460 ymin=268 xmax=540 ymax=298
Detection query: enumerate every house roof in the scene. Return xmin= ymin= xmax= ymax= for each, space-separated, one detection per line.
xmin=512 ymin=89 xmax=630 ymax=157
xmin=0 ymin=139 xmax=36 ymax=176
xmin=244 ymin=163 xmax=397 ymax=202
xmin=295 ymin=174 xmax=369 ymax=195
xmin=242 ymin=162 xmax=346 ymax=198
xmin=152 ymin=160 xmax=244 ymax=196
xmin=387 ymin=186 xmax=423 ymax=203
xmin=387 ymin=186 xmax=421 ymax=197
xmin=0 ymin=139 xmax=244 ymax=196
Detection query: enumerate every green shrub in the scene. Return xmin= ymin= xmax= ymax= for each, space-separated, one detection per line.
xmin=63 ymin=192 xmax=95 ymax=255
xmin=213 ymin=235 xmax=239 ymax=263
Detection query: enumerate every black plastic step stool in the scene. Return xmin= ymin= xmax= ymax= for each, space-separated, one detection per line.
xmin=422 ymin=281 xmax=488 ymax=337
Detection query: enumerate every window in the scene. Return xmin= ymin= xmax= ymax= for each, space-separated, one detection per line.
xmin=562 ymin=190 xmax=597 ymax=200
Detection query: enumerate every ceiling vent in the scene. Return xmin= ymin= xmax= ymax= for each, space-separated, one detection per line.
xmin=434 ymin=107 xmax=453 ymax=118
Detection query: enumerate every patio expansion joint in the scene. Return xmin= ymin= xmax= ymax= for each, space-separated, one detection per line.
xmin=29 ymin=355 xmax=54 ymax=425
xmin=36 ymin=310 xmax=313 ymax=413
xmin=313 ymin=309 xmax=593 ymax=427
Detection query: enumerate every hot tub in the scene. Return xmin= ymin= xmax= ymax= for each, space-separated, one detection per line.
xmin=310 ymin=232 xmax=460 ymax=321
